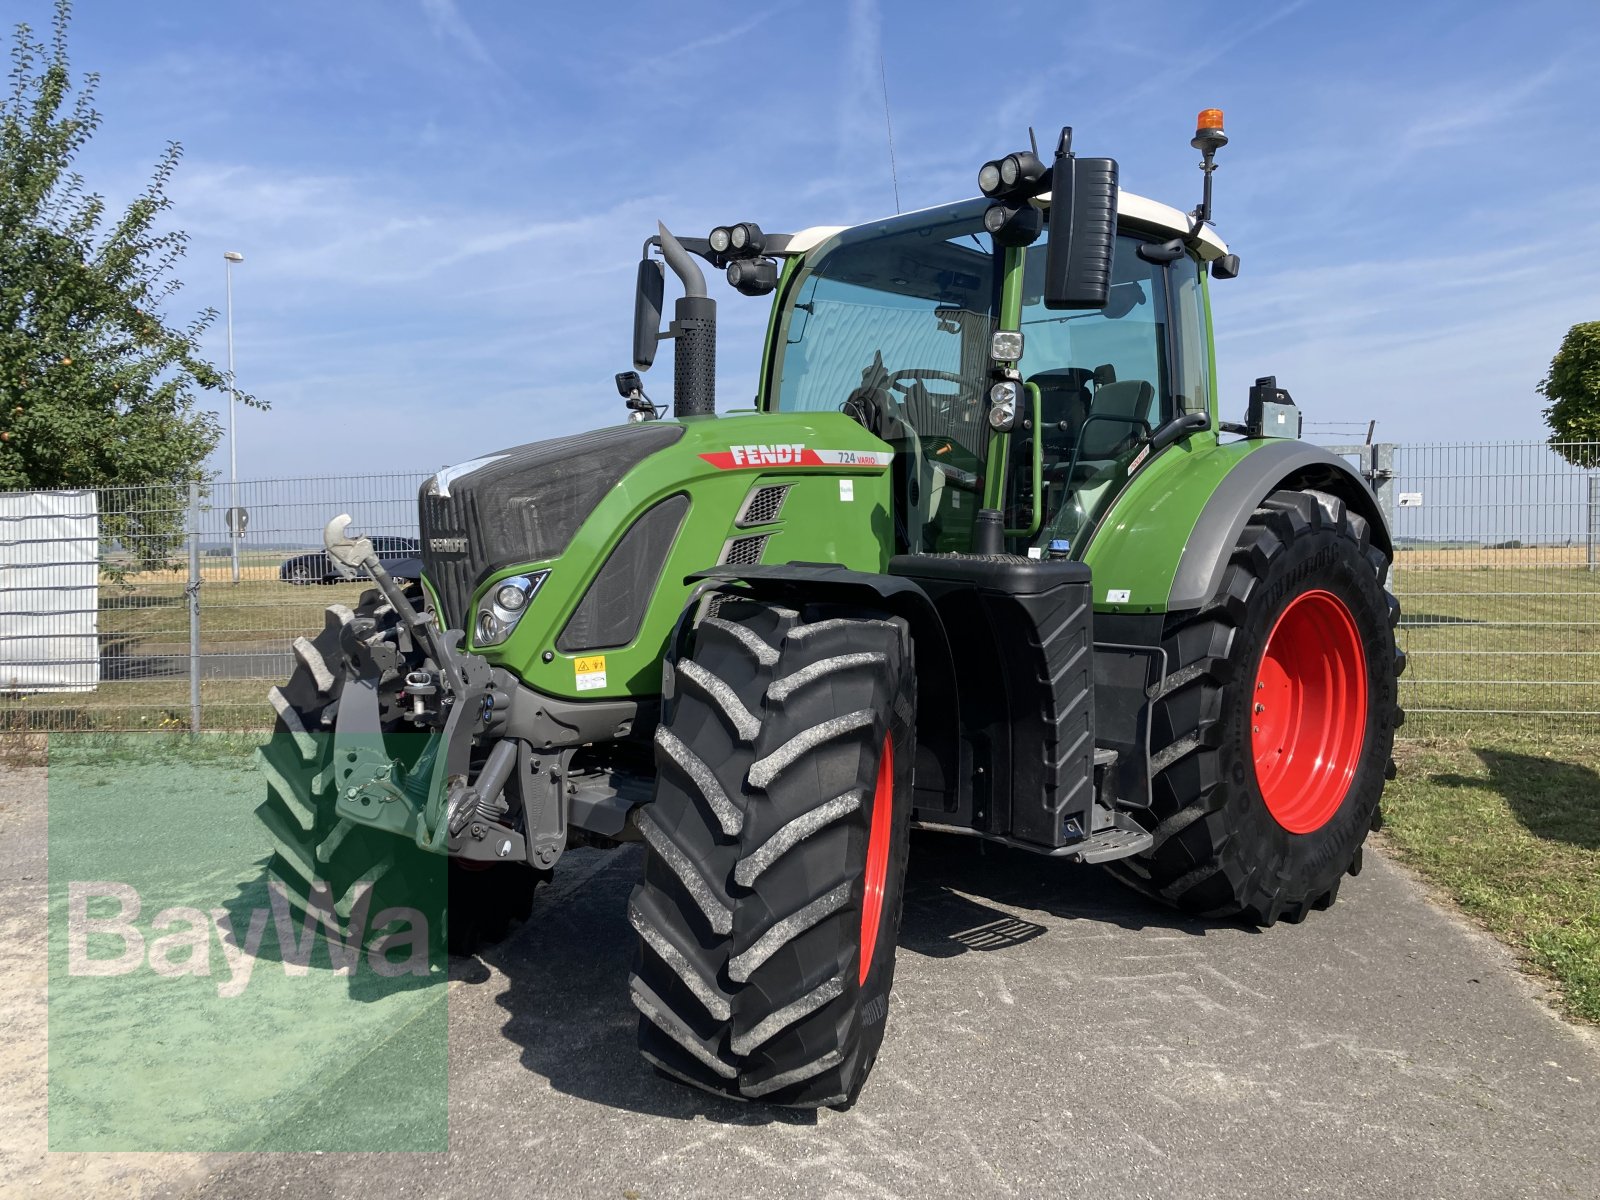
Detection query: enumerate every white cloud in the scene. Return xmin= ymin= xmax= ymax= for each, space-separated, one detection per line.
xmin=419 ymin=0 xmax=499 ymax=72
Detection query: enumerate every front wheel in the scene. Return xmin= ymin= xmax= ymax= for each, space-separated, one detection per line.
xmin=630 ymin=597 xmax=915 ymax=1107
xmin=1106 ymin=488 xmax=1403 ymax=925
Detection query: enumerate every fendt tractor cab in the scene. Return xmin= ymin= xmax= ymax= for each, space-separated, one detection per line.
xmin=261 ymin=112 xmax=1403 ymax=1108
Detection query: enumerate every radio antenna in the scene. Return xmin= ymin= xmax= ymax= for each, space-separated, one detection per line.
xmin=879 ymin=54 xmax=901 ymax=214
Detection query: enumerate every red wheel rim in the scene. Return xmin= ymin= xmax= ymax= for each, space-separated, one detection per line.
xmin=1252 ymin=589 xmax=1368 ymax=834
xmin=859 ymin=735 xmax=894 ymax=985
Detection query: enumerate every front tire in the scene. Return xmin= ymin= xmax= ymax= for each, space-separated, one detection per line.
xmin=630 ymin=598 xmax=915 ymax=1107
xmin=1106 ymin=488 xmax=1403 ymax=924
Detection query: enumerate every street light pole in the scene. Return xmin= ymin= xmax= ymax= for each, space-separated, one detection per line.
xmin=224 ymin=251 xmax=244 ymax=584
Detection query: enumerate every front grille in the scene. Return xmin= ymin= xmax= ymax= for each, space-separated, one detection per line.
xmin=735 ymin=484 xmax=789 ymax=527
xmin=720 ymin=534 xmax=769 ymax=566
xmin=419 ymin=488 xmax=479 ymax=630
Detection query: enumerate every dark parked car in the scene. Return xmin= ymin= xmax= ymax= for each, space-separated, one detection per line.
xmin=279 ymin=535 xmax=422 ymax=585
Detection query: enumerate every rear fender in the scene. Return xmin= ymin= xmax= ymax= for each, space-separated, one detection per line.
xmin=1168 ymin=442 xmax=1391 ymax=611
xmin=1082 ymin=436 xmax=1390 ymax=616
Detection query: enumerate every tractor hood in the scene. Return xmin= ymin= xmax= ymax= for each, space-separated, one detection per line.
xmin=420 ymin=422 xmax=685 ymax=628
xmin=415 ymin=410 xmax=895 ymax=702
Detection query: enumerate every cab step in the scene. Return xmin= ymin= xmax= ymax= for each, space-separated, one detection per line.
xmin=1066 ymin=815 xmax=1153 ymax=864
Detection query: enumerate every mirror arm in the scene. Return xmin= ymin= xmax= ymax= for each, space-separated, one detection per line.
xmin=1147 ymin=410 xmax=1210 ymax=455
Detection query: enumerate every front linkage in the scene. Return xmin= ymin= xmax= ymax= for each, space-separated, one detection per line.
xmin=318 ymin=515 xmax=565 ymax=873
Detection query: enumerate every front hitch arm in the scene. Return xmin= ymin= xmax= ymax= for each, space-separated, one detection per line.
xmin=323 ymin=514 xmax=507 ymax=853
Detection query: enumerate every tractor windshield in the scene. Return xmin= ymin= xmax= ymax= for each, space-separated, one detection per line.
xmin=769 ymin=199 xmax=1200 ymax=553
xmin=772 ymin=201 xmax=999 ymax=455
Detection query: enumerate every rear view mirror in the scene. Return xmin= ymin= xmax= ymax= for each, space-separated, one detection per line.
xmin=633 ymin=258 xmax=665 ymax=370
xmin=1043 ymin=145 xmax=1118 ymax=310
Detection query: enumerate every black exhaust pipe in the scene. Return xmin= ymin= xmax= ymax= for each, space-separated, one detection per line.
xmin=657 ymin=222 xmax=717 ymax=419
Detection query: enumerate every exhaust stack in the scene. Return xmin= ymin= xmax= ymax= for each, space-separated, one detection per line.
xmin=657 ymin=222 xmax=717 ymax=419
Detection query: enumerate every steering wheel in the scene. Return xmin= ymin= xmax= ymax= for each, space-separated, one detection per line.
xmin=888 ymin=368 xmax=967 ymax=394
xmin=887 ymin=369 xmax=974 ymax=424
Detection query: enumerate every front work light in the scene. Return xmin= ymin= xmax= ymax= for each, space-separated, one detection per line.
xmin=980 ymin=149 xmax=1048 ymax=200
xmin=983 ymin=202 xmax=1043 ymax=247
xmin=708 ymin=226 xmax=732 ymax=254
xmin=729 ymin=222 xmax=765 ymax=254
xmin=990 ymin=330 xmax=1025 ymax=362
xmin=999 ymin=151 xmax=1045 ymax=191
xmin=726 ymin=257 xmax=779 ymax=296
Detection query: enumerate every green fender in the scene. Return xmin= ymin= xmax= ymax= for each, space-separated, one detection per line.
xmin=1081 ymin=433 xmax=1390 ymax=616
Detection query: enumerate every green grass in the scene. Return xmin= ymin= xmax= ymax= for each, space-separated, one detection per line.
xmin=98 ymin=577 xmax=370 ymax=649
xmin=1381 ymin=733 xmax=1600 ymax=1024
xmin=1 ymin=679 xmax=280 ymax=732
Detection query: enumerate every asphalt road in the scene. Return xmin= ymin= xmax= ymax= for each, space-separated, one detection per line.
xmin=5 ymin=765 xmax=1598 ymax=1199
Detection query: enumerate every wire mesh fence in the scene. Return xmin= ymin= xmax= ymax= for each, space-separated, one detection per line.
xmin=1 ymin=473 xmax=428 ymax=732
xmin=1384 ymin=441 xmax=1600 ymax=733
xmin=0 ymin=440 xmax=1596 ymax=736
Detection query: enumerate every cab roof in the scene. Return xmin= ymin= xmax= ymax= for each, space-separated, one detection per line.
xmin=781 ymin=188 xmax=1229 ymax=261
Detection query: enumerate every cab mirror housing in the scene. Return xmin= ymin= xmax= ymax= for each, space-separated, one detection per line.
xmin=633 ymin=258 xmax=665 ymax=370
xmin=1043 ymin=143 xmax=1118 ymax=311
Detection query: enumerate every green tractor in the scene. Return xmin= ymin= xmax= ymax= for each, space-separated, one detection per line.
xmin=259 ymin=112 xmax=1403 ymax=1108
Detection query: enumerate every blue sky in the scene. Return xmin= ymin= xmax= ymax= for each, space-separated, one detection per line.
xmin=33 ymin=0 xmax=1600 ymax=480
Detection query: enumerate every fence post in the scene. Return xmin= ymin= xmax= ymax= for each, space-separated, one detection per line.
xmin=187 ymin=482 xmax=202 ymax=734
xmin=1372 ymin=442 xmax=1397 ymax=531
xmin=1589 ymin=474 xmax=1599 ymax=573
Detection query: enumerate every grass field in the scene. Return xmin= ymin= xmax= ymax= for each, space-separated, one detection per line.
xmin=1393 ymin=552 xmax=1600 ymax=731
xmin=3 ymin=546 xmax=1598 ymax=733
xmin=1380 ymin=733 xmax=1600 ymax=1025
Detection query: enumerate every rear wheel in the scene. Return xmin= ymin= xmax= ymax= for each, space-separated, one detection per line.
xmin=630 ymin=597 xmax=915 ymax=1107
xmin=1105 ymin=488 xmax=1404 ymax=924
xmin=256 ymin=591 xmax=539 ymax=958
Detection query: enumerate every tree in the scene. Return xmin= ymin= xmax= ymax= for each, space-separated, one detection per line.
xmin=1 ymin=1 xmax=261 ymax=563
xmin=1539 ymin=321 xmax=1600 ymax=468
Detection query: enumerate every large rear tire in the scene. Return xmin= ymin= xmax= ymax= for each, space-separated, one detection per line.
xmin=256 ymin=591 xmax=538 ymax=958
xmin=1105 ymin=488 xmax=1404 ymax=924
xmin=630 ymin=598 xmax=915 ymax=1108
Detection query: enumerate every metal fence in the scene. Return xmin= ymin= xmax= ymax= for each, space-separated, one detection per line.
xmin=0 ymin=473 xmax=428 ymax=732
xmin=1384 ymin=441 xmax=1599 ymax=732
xmin=1 ymin=440 xmax=1597 ymax=736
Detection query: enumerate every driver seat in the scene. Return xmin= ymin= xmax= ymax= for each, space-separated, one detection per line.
xmin=1056 ymin=379 xmax=1155 ymax=486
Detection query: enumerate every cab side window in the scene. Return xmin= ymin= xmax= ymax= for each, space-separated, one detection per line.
xmin=1010 ymin=235 xmax=1173 ymax=545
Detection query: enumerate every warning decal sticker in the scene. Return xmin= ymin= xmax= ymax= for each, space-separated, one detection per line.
xmin=574 ymin=655 xmax=608 ymax=691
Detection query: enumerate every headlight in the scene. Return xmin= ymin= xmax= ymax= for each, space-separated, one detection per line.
xmin=473 ymin=571 xmax=548 ymax=647
xmin=988 ymin=380 xmax=1020 ymax=431
xmin=708 ymin=226 xmax=732 ymax=254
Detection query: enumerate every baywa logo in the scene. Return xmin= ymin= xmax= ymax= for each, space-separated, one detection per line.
xmin=67 ymin=879 xmax=431 ymax=998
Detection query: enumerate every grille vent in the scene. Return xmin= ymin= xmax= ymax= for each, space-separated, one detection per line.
xmin=735 ymin=484 xmax=790 ymax=528
xmin=719 ymin=534 xmax=769 ymax=566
